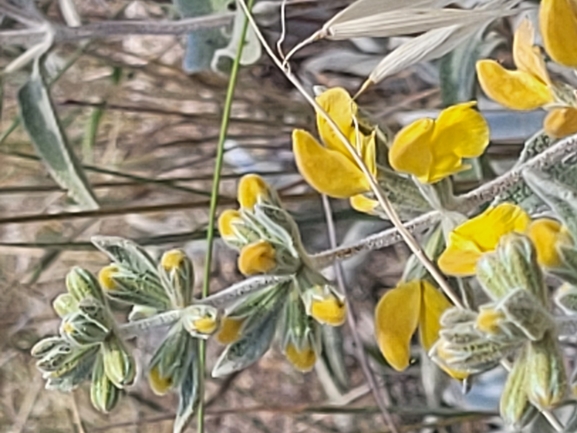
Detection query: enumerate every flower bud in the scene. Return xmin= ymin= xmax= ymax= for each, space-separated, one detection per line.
xmin=66 ymin=267 xmax=105 ymax=303
xmin=53 ymin=293 xmax=78 ymax=318
xmin=238 ymin=174 xmax=280 ymax=209
xmin=148 ymin=365 xmax=173 ymax=396
xmin=302 ymin=285 xmax=346 ymax=326
xmin=500 ymin=347 xmax=536 ymax=429
xmin=284 ymin=341 xmax=317 ymax=372
xmin=102 ymin=337 xmax=136 ymax=388
xmin=238 ymin=240 xmax=277 ymax=276
xmin=182 ymin=305 xmax=220 ymax=338
xmin=527 ymin=218 xmax=572 ymax=268
xmin=216 ymin=317 xmax=246 ymax=345
xmin=91 ymin=353 xmax=121 ymax=413
xmin=60 ymin=311 xmax=110 ymax=346
xmin=159 ymin=249 xmax=194 ymax=308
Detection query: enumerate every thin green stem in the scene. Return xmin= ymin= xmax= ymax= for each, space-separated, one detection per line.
xmin=197 ymin=3 xmax=255 ymax=432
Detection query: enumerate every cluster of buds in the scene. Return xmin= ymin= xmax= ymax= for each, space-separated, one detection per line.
xmin=215 ymin=174 xmax=346 ymax=375
xmin=431 ymin=234 xmax=567 ymax=428
xmin=31 ymin=267 xmax=135 ymax=413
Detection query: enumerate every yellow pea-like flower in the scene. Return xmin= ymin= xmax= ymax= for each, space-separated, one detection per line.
xmin=526 ymin=218 xmax=573 ymax=268
xmin=148 ymin=366 xmax=173 ymax=396
xmin=310 ymin=294 xmax=347 ymax=326
xmin=284 ymin=341 xmax=317 ymax=372
xmin=237 ymin=240 xmax=277 ymax=276
xmin=375 ymin=280 xmax=451 ymax=371
xmin=544 ymin=108 xmax=577 ymax=138
xmin=238 ymin=174 xmax=275 ymax=209
xmin=216 ymin=317 xmax=245 ymax=345
xmin=438 ymin=203 xmax=531 ymax=277
xmin=218 ymin=209 xmax=243 ymax=239
xmin=476 ymin=19 xmax=554 ymax=110
xmin=292 ymin=87 xmax=377 ymax=198
xmin=160 ymin=249 xmax=185 ymax=272
xmin=540 ymin=0 xmax=577 ymax=68
xmin=98 ymin=264 xmax=120 ymax=291
xmin=389 ymin=102 xmax=489 ymax=184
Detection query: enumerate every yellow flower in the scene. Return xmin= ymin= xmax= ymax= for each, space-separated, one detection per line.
xmin=305 ymin=285 xmax=347 ymax=326
xmin=238 ymin=174 xmax=276 ymax=209
xmin=292 ymin=87 xmax=377 ymax=198
xmin=237 ymin=240 xmax=277 ymax=275
xmin=526 ymin=218 xmax=573 ymax=268
xmin=477 ymin=18 xmax=577 ymax=137
xmin=438 ymin=203 xmax=531 ymax=277
xmin=98 ymin=265 xmax=119 ymax=291
xmin=540 ymin=0 xmax=577 ymax=68
xmin=375 ymin=280 xmax=451 ymax=371
xmin=350 ymin=194 xmax=379 ymax=215
xmin=284 ymin=341 xmax=317 ymax=372
xmin=389 ymin=102 xmax=489 ymax=184
xmin=216 ymin=317 xmax=245 ymax=345
xmin=160 ymin=249 xmax=185 ymax=272
xmin=148 ymin=366 xmax=173 ymax=395
xmin=476 ymin=19 xmax=553 ymax=111
xmin=218 ymin=209 xmax=243 ymax=239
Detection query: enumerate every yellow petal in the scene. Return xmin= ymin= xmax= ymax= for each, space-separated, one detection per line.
xmin=218 ymin=209 xmax=242 ymax=238
xmin=419 ymin=281 xmax=452 ymax=351
xmin=160 ymin=249 xmax=185 ymax=272
xmin=540 ymin=0 xmax=577 ymax=68
xmin=284 ymin=341 xmax=317 ymax=372
xmin=375 ymin=281 xmax=422 ymax=371
xmin=238 ymin=240 xmax=277 ymax=276
xmin=389 ymin=118 xmax=435 ymax=181
xmin=98 ymin=265 xmax=119 ymax=291
xmin=293 ymin=129 xmax=370 ymax=198
xmin=544 ymin=107 xmax=577 ymax=138
xmin=513 ymin=19 xmax=551 ymax=85
xmin=476 ymin=307 xmax=506 ymax=335
xmin=238 ymin=174 xmax=272 ymax=209
xmin=527 ymin=218 xmax=573 ymax=268
xmin=438 ymin=204 xmax=531 ymax=276
xmin=148 ymin=366 xmax=173 ymax=395
xmin=476 ymin=60 xmax=553 ymax=110
xmin=216 ymin=317 xmax=245 ymax=345
xmin=434 ymin=340 xmax=471 ymax=380
xmin=192 ymin=316 xmax=219 ymax=335
xmin=316 ymin=87 xmax=357 ymax=156
xmin=350 ymin=194 xmax=379 ymax=215
xmin=310 ymin=295 xmax=347 ymax=326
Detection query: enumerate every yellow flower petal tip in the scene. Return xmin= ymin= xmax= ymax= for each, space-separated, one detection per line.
xmin=216 ymin=317 xmax=245 ymax=345
xmin=98 ymin=265 xmax=119 ymax=291
xmin=292 ymin=129 xmax=370 ymax=198
xmin=238 ymin=240 xmax=277 ymax=276
xmin=238 ymin=174 xmax=271 ymax=209
xmin=419 ymin=282 xmax=452 ymax=351
xmin=527 ymin=218 xmax=572 ymax=268
xmin=192 ymin=316 xmax=219 ymax=335
xmin=350 ymin=194 xmax=378 ymax=215
xmin=218 ymin=209 xmax=242 ymax=238
xmin=544 ymin=108 xmax=577 ymax=138
xmin=476 ymin=61 xmax=553 ymax=111
xmin=310 ymin=296 xmax=346 ymax=326
xmin=475 ymin=308 xmax=505 ymax=335
xmin=160 ymin=249 xmax=185 ymax=272
xmin=389 ymin=102 xmax=489 ymax=183
xmin=540 ymin=0 xmax=577 ymax=68
xmin=148 ymin=366 xmax=172 ymax=395
xmin=284 ymin=342 xmax=316 ymax=372
xmin=438 ymin=203 xmax=530 ymax=276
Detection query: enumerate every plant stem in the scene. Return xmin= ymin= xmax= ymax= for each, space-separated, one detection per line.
xmin=197 ymin=2 xmax=255 ymax=432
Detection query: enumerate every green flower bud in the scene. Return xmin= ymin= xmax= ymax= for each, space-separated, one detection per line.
xmin=60 ymin=311 xmax=110 ymax=346
xmin=66 ymin=267 xmax=105 ymax=303
xmin=500 ymin=346 xmax=536 ymax=429
xmin=53 ymin=293 xmax=78 ymax=318
xmin=159 ymin=249 xmax=194 ymax=308
xmin=91 ymin=353 xmax=121 ymax=413
xmin=148 ymin=325 xmax=193 ymax=393
xmin=31 ymin=337 xmax=65 ymax=359
xmin=498 ymin=288 xmax=554 ymax=341
xmin=102 ymin=337 xmax=136 ymax=388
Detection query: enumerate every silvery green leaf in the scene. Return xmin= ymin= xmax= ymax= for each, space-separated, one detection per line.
xmin=523 ymin=169 xmax=577 ymax=241
xmin=40 ymin=344 xmax=98 ymax=381
xmin=439 ymin=29 xmax=503 ymax=105
xmin=31 ymin=336 xmax=66 ymax=359
xmin=212 ymin=290 xmax=286 ymax=377
xmin=91 ymin=236 xmax=158 ymax=275
xmin=91 ymin=352 xmax=121 ymax=413
xmin=159 ymin=249 xmax=194 ymax=308
xmin=402 ymin=222 xmax=444 ymax=281
xmin=554 ymin=247 xmax=577 ymax=286
xmin=17 ymin=60 xmax=98 ymax=209
xmin=52 ymin=293 xmax=78 ymax=318
xmin=45 ymin=346 xmax=99 ymax=392
xmin=102 ymin=337 xmax=136 ymax=388
xmin=554 ymin=283 xmax=577 ymax=313
xmin=35 ymin=340 xmax=74 ymax=373
xmin=150 ymin=324 xmax=193 ymax=389
xmin=376 ymin=168 xmax=433 ymax=219
xmin=66 ymin=266 xmax=105 ymax=303
xmin=128 ymin=305 xmax=158 ymax=321
xmin=320 ymin=324 xmax=348 ymax=392
xmin=173 ymin=339 xmax=201 ymax=433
